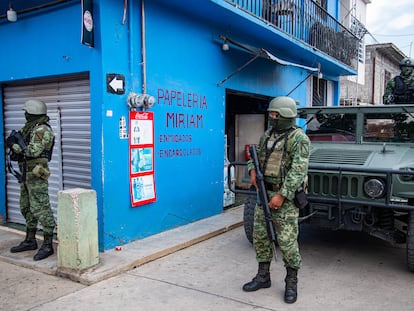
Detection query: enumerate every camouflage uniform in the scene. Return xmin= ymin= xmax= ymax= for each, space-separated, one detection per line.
xmin=247 ymin=127 xmax=310 ymax=269
xmin=19 ymin=122 xmax=55 ymax=234
xmin=243 ymin=96 xmax=309 ymax=304
xmin=383 ymin=76 xmax=414 ymax=105
xmin=9 ymin=99 xmax=56 ymax=261
xmin=383 ymin=57 xmax=414 ymax=105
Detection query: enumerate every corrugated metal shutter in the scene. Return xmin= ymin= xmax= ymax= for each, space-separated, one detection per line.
xmin=3 ymin=76 xmax=91 ymax=225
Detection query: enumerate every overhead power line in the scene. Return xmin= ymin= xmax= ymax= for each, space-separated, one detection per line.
xmin=372 ymin=33 xmax=414 ymax=37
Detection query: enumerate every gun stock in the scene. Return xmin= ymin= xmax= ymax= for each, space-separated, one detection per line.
xmin=249 ymin=145 xmax=278 ymax=261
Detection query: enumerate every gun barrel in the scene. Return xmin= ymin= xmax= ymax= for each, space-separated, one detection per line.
xmin=249 ymin=145 xmax=278 ymax=260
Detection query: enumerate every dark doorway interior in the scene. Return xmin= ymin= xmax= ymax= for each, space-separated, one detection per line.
xmin=225 ymin=89 xmax=270 ymax=162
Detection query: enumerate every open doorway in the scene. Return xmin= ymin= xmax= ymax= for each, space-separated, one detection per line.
xmin=225 ymin=89 xmax=271 ymax=190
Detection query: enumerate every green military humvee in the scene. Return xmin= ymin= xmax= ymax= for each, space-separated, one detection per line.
xmin=240 ymin=104 xmax=414 ymax=271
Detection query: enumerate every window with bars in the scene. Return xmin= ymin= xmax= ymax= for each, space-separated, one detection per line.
xmin=312 ymin=76 xmax=328 ymax=106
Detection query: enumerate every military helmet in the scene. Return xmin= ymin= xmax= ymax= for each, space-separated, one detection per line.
xmin=22 ymin=99 xmax=47 ymax=115
xmin=267 ymin=96 xmax=297 ymax=118
xmin=399 ymin=57 xmax=414 ymax=68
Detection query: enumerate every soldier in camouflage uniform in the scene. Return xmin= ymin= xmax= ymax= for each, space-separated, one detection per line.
xmin=383 ymin=57 xmax=414 ymax=105
xmin=8 ymin=99 xmax=56 ymax=261
xmin=242 ymin=96 xmax=310 ymax=304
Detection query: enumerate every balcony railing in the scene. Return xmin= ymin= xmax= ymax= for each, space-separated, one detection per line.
xmin=227 ymin=0 xmax=360 ymax=69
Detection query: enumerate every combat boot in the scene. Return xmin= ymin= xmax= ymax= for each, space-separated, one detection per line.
xmin=284 ymin=267 xmax=298 ymax=303
xmin=242 ymin=262 xmax=271 ymax=291
xmin=33 ymin=233 xmax=54 ymax=261
xmin=10 ymin=228 xmax=38 ymax=253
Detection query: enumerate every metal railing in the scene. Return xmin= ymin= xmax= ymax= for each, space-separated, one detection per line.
xmin=227 ymin=0 xmax=359 ymax=69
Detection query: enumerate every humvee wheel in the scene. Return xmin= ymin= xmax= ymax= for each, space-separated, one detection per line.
xmin=243 ymin=192 xmax=256 ymax=244
xmin=408 ymin=211 xmax=414 ymax=272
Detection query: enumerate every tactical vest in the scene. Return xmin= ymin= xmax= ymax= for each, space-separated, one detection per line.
xmin=24 ymin=123 xmax=54 ymax=162
xmin=393 ymin=76 xmax=414 ymax=104
xmin=258 ymin=127 xmax=297 ymax=179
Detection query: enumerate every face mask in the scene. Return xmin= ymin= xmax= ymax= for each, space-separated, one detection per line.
xmin=401 ymin=66 xmax=414 ymax=78
xmin=25 ymin=112 xmax=39 ymax=122
xmin=269 ymin=118 xmax=295 ymax=132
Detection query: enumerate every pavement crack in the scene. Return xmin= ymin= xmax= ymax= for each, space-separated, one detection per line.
xmin=134 ymin=274 xmax=277 ymax=311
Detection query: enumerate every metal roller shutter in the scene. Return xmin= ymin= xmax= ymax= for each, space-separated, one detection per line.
xmin=3 ymin=76 xmax=91 ymax=225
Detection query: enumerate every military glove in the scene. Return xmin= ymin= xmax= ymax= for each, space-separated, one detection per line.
xmin=32 ymin=164 xmax=50 ymax=180
xmin=12 ymin=144 xmax=22 ymax=154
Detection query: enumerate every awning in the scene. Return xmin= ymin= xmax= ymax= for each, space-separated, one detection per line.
xmin=217 ymin=35 xmax=320 ymax=86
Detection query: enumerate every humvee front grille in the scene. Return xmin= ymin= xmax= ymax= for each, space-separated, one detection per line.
xmin=310 ymin=149 xmax=372 ymax=165
xmin=309 ymin=173 xmax=361 ymax=198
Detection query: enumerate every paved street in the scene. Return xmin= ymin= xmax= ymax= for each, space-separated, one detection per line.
xmin=0 ymin=261 xmax=85 ymax=311
xmin=2 ymin=223 xmax=414 ymax=311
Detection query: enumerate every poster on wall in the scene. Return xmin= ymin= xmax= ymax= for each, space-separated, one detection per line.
xmin=129 ymin=111 xmax=156 ymax=207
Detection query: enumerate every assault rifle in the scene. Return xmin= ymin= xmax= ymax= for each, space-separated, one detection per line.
xmin=6 ymin=130 xmax=27 ymax=183
xmin=6 ymin=130 xmax=27 ymax=157
xmin=249 ymin=145 xmax=278 ymax=261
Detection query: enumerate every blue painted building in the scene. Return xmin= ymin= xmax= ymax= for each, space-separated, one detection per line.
xmin=0 ymin=0 xmax=358 ymax=251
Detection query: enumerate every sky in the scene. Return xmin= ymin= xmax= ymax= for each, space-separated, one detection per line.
xmin=366 ymin=0 xmax=414 ymax=57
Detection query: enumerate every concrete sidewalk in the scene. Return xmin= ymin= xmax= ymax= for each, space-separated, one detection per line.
xmin=0 ymin=206 xmax=243 ymax=285
xmin=2 ymin=204 xmax=414 ymax=311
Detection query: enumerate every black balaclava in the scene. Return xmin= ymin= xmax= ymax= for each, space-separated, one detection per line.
xmin=401 ymin=66 xmax=414 ymax=83
xmin=25 ymin=112 xmax=42 ymax=122
xmin=269 ymin=117 xmax=295 ymax=133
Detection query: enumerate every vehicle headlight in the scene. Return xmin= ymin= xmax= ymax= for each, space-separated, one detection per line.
xmin=364 ymin=178 xmax=385 ymax=198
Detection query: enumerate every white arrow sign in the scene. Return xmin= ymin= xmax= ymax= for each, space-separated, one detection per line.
xmin=109 ymin=76 xmax=124 ymax=92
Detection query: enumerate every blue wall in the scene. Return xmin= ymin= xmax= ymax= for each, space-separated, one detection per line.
xmin=0 ymin=2 xmax=95 ymax=79
xmin=0 ymin=0 xmax=344 ymax=251
xmin=0 ymin=1 xmax=102 ymax=232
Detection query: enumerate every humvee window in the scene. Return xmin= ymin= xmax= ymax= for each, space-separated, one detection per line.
xmin=306 ymin=113 xmax=356 ymax=142
xmin=364 ymin=112 xmax=414 ymax=143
